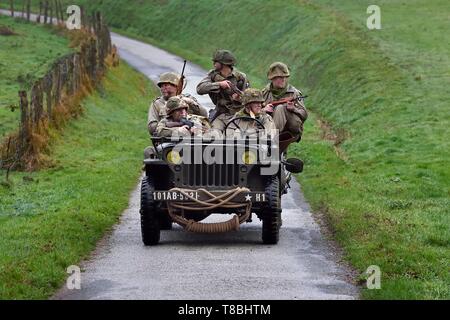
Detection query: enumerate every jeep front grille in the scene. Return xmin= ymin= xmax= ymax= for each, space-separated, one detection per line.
xmin=181 ymin=163 xmax=240 ymax=187
xmin=178 ymin=142 xmax=241 ymax=187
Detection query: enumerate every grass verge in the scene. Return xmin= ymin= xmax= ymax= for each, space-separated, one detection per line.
xmin=0 ymin=61 xmax=155 ymax=299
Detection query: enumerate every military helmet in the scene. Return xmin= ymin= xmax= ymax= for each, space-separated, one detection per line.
xmin=267 ymin=62 xmax=290 ymax=80
xmin=213 ymin=49 xmax=237 ymax=66
xmin=166 ymin=96 xmax=188 ymax=115
xmin=157 ymin=72 xmax=180 ymax=87
xmin=242 ymin=88 xmax=265 ymax=105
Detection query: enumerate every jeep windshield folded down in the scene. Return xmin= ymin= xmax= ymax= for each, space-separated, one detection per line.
xmin=141 ymin=130 xmax=303 ymax=246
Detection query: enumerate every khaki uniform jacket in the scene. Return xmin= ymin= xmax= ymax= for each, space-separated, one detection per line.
xmin=220 ymin=109 xmax=276 ymax=138
xmin=196 ymin=69 xmax=250 ymax=115
xmin=262 ymin=83 xmax=308 ymax=122
xmin=148 ymin=94 xmax=208 ymax=134
xmin=210 ymin=109 xmax=238 ymax=133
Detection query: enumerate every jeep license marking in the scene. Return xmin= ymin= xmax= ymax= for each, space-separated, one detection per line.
xmin=153 ymin=191 xmax=267 ymax=202
xmin=153 ymin=191 xmax=199 ymax=201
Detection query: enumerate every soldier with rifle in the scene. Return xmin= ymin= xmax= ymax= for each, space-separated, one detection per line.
xmin=196 ymin=49 xmax=250 ymax=123
xmin=156 ymin=97 xmax=209 ymax=138
xmin=148 ymin=60 xmax=208 ymax=135
xmin=262 ymin=62 xmax=308 ymax=141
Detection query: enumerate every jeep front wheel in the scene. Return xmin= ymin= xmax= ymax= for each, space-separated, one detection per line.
xmin=262 ymin=176 xmax=282 ymax=244
xmin=140 ymin=176 xmax=160 ymax=245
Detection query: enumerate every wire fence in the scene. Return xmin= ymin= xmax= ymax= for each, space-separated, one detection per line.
xmin=1 ymin=1 xmax=118 ymax=174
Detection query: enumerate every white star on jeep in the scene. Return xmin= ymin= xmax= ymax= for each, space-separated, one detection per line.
xmin=245 ymin=194 xmax=252 ymax=202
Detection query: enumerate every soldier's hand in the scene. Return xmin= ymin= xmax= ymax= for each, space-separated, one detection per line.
xmin=182 ymin=97 xmax=195 ymax=106
xmin=219 ymin=80 xmax=231 ymax=90
xmin=231 ymin=93 xmax=241 ymax=102
xmin=190 ymin=127 xmax=202 ymax=135
xmin=286 ymin=102 xmax=295 ymax=112
xmin=264 ymin=104 xmax=274 ymax=113
xmin=178 ymin=125 xmax=191 ymax=135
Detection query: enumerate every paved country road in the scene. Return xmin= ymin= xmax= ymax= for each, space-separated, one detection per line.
xmin=0 ymin=10 xmax=359 ymax=299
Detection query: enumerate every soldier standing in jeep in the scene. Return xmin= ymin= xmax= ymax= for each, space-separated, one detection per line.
xmin=196 ymin=49 xmax=250 ymax=124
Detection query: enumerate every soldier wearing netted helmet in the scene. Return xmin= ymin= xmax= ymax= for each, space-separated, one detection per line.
xmin=262 ymin=62 xmax=308 ymax=139
xmin=196 ymin=49 xmax=250 ymax=122
xmin=156 ymin=96 xmax=206 ymax=138
xmin=148 ymin=72 xmax=208 ymax=135
xmin=214 ymin=88 xmax=275 ymax=136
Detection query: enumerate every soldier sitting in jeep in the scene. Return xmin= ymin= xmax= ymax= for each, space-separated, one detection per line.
xmin=148 ymin=72 xmax=208 ymax=135
xmin=156 ymin=96 xmax=208 ymax=138
xmin=213 ymin=88 xmax=276 ymax=138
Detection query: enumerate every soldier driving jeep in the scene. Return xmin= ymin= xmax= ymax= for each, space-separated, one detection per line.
xmin=213 ymin=88 xmax=276 ymax=138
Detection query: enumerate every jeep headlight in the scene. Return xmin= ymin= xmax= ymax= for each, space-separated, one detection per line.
xmin=242 ymin=150 xmax=257 ymax=165
xmin=166 ymin=150 xmax=182 ymax=165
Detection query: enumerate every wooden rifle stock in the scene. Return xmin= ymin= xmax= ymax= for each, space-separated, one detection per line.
xmin=270 ymin=95 xmax=308 ymax=107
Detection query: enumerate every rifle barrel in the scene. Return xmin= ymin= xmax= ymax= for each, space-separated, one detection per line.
xmin=181 ymin=60 xmax=187 ymax=78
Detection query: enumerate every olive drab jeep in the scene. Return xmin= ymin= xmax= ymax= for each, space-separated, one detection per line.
xmin=140 ymin=117 xmax=303 ymax=246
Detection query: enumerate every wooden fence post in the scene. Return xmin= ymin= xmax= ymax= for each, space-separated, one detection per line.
xmin=44 ymin=0 xmax=49 ymax=24
xmin=37 ymin=1 xmax=42 ymax=23
xmin=26 ymin=0 xmax=31 ymax=21
xmin=10 ymin=0 xmax=14 ymax=17
xmin=51 ymin=63 xmax=60 ymax=108
xmin=19 ymin=90 xmax=29 ymax=153
xmin=59 ymin=0 xmax=65 ymax=23
xmin=53 ymin=0 xmax=58 ymax=23
xmin=43 ymin=73 xmax=53 ymax=121
xmin=30 ymin=82 xmax=43 ymax=128
xmin=49 ymin=1 xmax=53 ymax=25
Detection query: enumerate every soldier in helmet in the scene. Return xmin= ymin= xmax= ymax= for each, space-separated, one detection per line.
xmin=262 ymin=62 xmax=308 ymax=139
xmin=219 ymin=88 xmax=275 ymax=137
xmin=148 ymin=72 xmax=208 ymax=135
xmin=196 ymin=49 xmax=250 ymax=123
xmin=156 ymin=96 xmax=207 ymax=138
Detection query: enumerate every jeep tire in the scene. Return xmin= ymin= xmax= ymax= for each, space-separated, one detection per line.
xmin=262 ymin=176 xmax=282 ymax=244
xmin=140 ymin=176 xmax=160 ymax=245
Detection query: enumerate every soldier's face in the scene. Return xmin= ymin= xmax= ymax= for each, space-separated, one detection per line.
xmin=160 ymin=83 xmax=177 ymax=98
xmin=172 ymin=108 xmax=188 ymax=121
xmin=214 ymin=62 xmax=222 ymax=71
xmin=272 ymin=76 xmax=288 ymax=89
xmin=248 ymin=102 xmax=262 ymax=116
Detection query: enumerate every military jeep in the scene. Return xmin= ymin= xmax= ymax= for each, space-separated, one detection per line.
xmin=141 ymin=119 xmax=302 ymax=246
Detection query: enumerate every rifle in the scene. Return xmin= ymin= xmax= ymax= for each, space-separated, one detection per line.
xmin=165 ymin=118 xmax=195 ymax=129
xmin=265 ymin=95 xmax=308 ymax=113
xmin=227 ymin=81 xmax=243 ymax=97
xmin=270 ymin=95 xmax=308 ymax=107
xmin=176 ymin=60 xmax=187 ymax=95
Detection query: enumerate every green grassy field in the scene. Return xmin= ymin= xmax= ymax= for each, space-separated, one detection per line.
xmin=72 ymin=0 xmax=449 ymax=299
xmin=0 ymin=14 xmax=73 ymax=139
xmin=0 ymin=60 xmax=154 ymax=299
